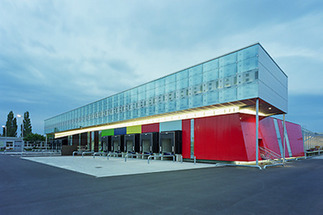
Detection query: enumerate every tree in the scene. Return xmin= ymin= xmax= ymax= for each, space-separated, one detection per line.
xmin=23 ymin=111 xmax=32 ymax=137
xmin=5 ymin=111 xmax=17 ymax=137
xmin=24 ymin=133 xmax=46 ymax=142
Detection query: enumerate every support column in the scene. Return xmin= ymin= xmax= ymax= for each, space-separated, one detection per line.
xmin=68 ymin=136 xmax=71 ymax=146
xmin=91 ymin=131 xmax=95 ymax=151
xmin=256 ymin=98 xmax=259 ymax=166
xmin=190 ymin=119 xmax=194 ymax=159
xmin=283 ymin=114 xmax=286 ymax=163
xmin=87 ymin=131 xmax=91 ymax=151
xmin=79 ymin=133 xmax=81 ymax=149
xmin=99 ymin=131 xmax=102 ymax=151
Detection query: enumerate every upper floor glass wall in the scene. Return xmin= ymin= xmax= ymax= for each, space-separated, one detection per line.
xmin=45 ymin=44 xmax=260 ymax=134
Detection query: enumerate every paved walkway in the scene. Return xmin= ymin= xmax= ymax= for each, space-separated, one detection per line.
xmin=22 ymin=156 xmax=214 ymax=177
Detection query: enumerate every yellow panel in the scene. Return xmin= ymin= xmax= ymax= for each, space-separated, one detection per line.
xmin=127 ymin=125 xmax=142 ymax=134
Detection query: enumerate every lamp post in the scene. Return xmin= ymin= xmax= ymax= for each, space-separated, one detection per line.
xmin=17 ymin=114 xmax=25 ymax=152
xmin=2 ymin=125 xmax=6 ymax=137
xmin=17 ymin=114 xmax=23 ymax=138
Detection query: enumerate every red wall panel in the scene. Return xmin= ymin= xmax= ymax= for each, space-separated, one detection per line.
xmin=240 ymin=114 xmax=262 ymax=161
xmin=276 ymin=119 xmax=289 ymax=158
xmin=182 ymin=119 xmax=191 ymax=159
xmin=284 ymin=121 xmax=304 ymax=157
xmin=259 ymin=117 xmax=282 ymax=157
xmin=190 ymin=113 xmax=304 ymax=162
xmin=259 ymin=117 xmax=304 ymax=158
xmin=142 ymin=123 xmax=159 ymax=133
xmin=194 ymin=113 xmax=248 ymax=161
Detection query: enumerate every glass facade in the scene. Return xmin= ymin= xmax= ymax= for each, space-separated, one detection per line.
xmin=45 ymin=44 xmax=261 ymax=134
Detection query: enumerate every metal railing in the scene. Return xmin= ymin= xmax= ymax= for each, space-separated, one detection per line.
xmin=124 ymin=153 xmax=142 ymax=162
xmin=302 ymin=128 xmax=323 ymax=152
xmin=259 ymin=146 xmax=284 ymax=169
xmin=259 ymin=146 xmax=281 ymax=161
xmin=107 ymin=152 xmax=122 ymax=160
xmin=72 ymin=151 xmax=82 ymax=156
xmin=147 ymin=154 xmax=175 ymax=164
xmin=82 ymin=151 xmax=94 ymax=157
xmin=93 ymin=152 xmax=108 ymax=158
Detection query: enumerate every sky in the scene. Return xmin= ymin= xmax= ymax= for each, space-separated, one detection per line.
xmin=0 ymin=0 xmax=323 ymax=135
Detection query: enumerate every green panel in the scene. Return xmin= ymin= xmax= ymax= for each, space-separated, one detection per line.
xmin=101 ymin=129 xmax=114 ymax=137
xmin=127 ymin=125 xmax=142 ymax=134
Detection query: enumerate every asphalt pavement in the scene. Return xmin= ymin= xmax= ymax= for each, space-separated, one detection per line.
xmin=0 ymin=154 xmax=322 ymax=215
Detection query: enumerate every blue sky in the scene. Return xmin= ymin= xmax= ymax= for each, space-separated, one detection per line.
xmin=1 ymin=0 xmax=323 ymax=135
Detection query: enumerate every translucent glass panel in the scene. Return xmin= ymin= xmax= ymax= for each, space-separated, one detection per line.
xmin=258 ymin=45 xmax=288 ymax=113
xmin=45 ymin=44 xmax=261 ymax=134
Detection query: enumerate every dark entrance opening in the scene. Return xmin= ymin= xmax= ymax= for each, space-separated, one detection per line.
xmin=159 ymin=131 xmax=182 ymax=155
xmin=140 ymin=132 xmax=159 ymax=155
xmin=101 ymin=136 xmax=111 ymax=152
xmin=124 ymin=134 xmax=140 ymax=153
xmin=111 ymin=135 xmax=124 ymax=153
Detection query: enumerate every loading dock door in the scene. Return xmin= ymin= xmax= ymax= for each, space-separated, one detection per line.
xmin=159 ymin=131 xmax=182 ymax=155
xmin=140 ymin=132 xmax=159 ymax=154
xmin=124 ymin=134 xmax=140 ymax=153
xmin=111 ymin=135 xmax=124 ymax=153
xmin=101 ymin=136 xmax=111 ymax=152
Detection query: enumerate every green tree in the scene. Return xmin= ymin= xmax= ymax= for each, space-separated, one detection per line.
xmin=23 ymin=111 xmax=32 ymax=137
xmin=6 ymin=111 xmax=17 ymax=137
xmin=24 ymin=133 xmax=46 ymax=142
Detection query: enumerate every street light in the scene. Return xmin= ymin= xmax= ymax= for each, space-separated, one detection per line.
xmin=2 ymin=125 xmax=6 ymax=137
xmin=17 ymin=114 xmax=23 ymax=138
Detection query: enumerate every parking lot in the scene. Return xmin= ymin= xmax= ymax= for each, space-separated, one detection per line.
xmin=0 ymin=154 xmax=322 ymax=215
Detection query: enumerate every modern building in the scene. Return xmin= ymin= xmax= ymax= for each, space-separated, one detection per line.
xmin=0 ymin=137 xmax=24 ymax=152
xmin=44 ymin=43 xmax=304 ymax=162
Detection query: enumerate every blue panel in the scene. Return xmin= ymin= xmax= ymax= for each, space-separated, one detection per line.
xmin=160 ymin=120 xmax=182 ymax=132
xmin=203 ymin=59 xmax=218 ymax=71
xmin=114 ymin=127 xmax=126 ymax=135
xmin=237 ymin=45 xmax=258 ymax=61
xmin=203 ymin=69 xmax=218 ymax=82
xmin=219 ymin=52 xmax=237 ymax=67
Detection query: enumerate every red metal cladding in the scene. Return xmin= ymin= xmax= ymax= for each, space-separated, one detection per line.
xmin=278 ymin=120 xmax=305 ymax=157
xmin=142 ymin=123 xmax=159 ymax=133
xmin=240 ymin=114 xmax=262 ymax=161
xmin=190 ymin=113 xmax=304 ymax=162
xmin=259 ymin=117 xmax=282 ymax=157
xmin=276 ymin=119 xmax=289 ymax=158
xmin=182 ymin=119 xmax=191 ymax=159
xmin=194 ymin=113 xmax=248 ymax=161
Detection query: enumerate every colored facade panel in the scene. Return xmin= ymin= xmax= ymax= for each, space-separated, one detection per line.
xmin=182 ymin=119 xmax=191 ymax=159
xmin=240 ymin=114 xmax=262 ymax=161
xmin=101 ymin=129 xmax=114 ymax=137
xmin=127 ymin=125 xmax=142 ymax=134
xmin=259 ymin=117 xmax=304 ymax=159
xmin=259 ymin=117 xmax=282 ymax=157
xmin=194 ymin=114 xmax=248 ymax=161
xmin=282 ymin=122 xmax=293 ymax=157
xmin=284 ymin=121 xmax=304 ymax=157
xmin=142 ymin=123 xmax=159 ymax=133
xmin=276 ymin=119 xmax=290 ymax=158
xmin=273 ymin=118 xmax=284 ymax=157
xmin=160 ymin=120 xmax=182 ymax=132
xmin=114 ymin=127 xmax=126 ymax=135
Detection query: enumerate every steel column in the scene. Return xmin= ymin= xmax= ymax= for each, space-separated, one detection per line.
xmin=283 ymin=114 xmax=286 ymax=163
xmin=79 ymin=133 xmax=81 ymax=148
xmin=256 ymin=99 xmax=259 ymax=165
xmin=91 ymin=131 xmax=95 ymax=151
